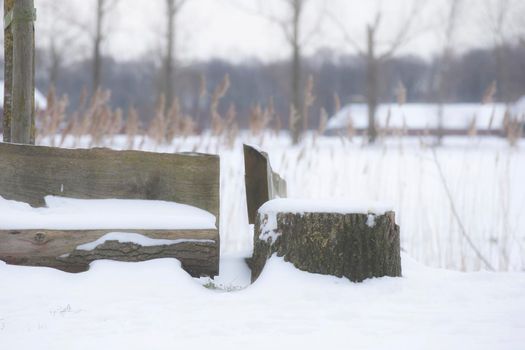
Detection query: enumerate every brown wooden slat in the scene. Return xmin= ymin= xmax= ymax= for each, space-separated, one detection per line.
xmin=0 ymin=229 xmax=219 ymax=277
xmin=243 ymin=144 xmax=287 ymax=224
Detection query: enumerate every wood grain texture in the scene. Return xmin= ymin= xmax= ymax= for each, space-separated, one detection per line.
xmin=0 ymin=229 xmax=219 ymax=277
xmin=0 ymin=143 xmax=220 ymax=222
xmin=243 ymin=144 xmax=287 ymax=224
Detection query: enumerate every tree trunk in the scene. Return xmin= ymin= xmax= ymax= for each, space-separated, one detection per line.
xmin=49 ymin=40 xmax=61 ymax=91
xmin=436 ymin=57 xmax=448 ymax=144
xmin=250 ymin=211 xmax=402 ymax=283
xmin=495 ymin=44 xmax=510 ymax=103
xmin=3 ymin=0 xmax=14 ymax=142
xmin=11 ymin=0 xmax=35 ymax=144
xmin=290 ymin=0 xmax=302 ymax=145
xmin=366 ymin=26 xmax=378 ymax=143
xmin=92 ymin=0 xmax=104 ymax=94
xmin=164 ymin=0 xmax=176 ymax=107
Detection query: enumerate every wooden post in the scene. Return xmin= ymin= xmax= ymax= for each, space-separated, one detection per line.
xmin=3 ymin=0 xmax=14 ymax=142
xmin=11 ymin=0 xmax=35 ymax=144
xmin=244 ymin=144 xmax=287 ymax=225
xmin=31 ymin=1 xmax=36 ymax=144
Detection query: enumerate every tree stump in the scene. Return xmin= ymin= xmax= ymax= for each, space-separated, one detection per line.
xmin=250 ymin=202 xmax=402 ymax=283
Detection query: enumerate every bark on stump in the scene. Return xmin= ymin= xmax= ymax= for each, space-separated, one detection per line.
xmin=250 ymin=211 xmax=402 ymax=283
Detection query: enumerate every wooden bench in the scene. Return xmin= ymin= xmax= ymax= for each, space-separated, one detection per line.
xmin=0 ymin=142 xmax=220 ymax=277
xmin=243 ymin=144 xmax=402 ymax=283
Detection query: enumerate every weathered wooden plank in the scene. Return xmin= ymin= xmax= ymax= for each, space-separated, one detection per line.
xmin=0 ymin=229 xmax=219 ymax=277
xmin=0 ymin=143 xmax=220 ymax=223
xmin=244 ymin=144 xmax=287 ymax=224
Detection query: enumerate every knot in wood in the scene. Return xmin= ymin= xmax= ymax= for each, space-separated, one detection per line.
xmin=34 ymin=232 xmax=46 ymax=244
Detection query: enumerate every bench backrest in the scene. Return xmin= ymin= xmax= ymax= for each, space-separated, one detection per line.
xmin=243 ymin=144 xmax=287 ymax=224
xmin=0 ymin=142 xmax=220 ymax=224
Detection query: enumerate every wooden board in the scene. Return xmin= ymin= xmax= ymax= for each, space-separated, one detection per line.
xmin=0 ymin=142 xmax=220 ymax=222
xmin=243 ymin=144 xmax=287 ymax=224
xmin=0 ymin=229 xmax=219 ymax=277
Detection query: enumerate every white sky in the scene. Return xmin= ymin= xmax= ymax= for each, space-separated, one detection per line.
xmin=32 ymin=0 xmax=524 ymax=64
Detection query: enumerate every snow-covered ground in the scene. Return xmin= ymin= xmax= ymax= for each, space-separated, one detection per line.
xmin=1 ymin=116 xmax=524 ymax=348
xmin=1 ymin=256 xmax=524 ymax=349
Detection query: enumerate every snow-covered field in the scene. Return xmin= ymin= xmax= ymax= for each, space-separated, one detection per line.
xmin=1 ymin=126 xmax=524 ymax=349
xmin=1 ymin=256 xmax=524 ymax=349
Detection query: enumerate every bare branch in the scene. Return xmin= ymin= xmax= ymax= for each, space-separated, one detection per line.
xmin=378 ymin=0 xmax=428 ymax=61
xmin=103 ymin=0 xmax=120 ymax=14
xmin=299 ymin=0 xmax=325 ymax=46
xmin=431 ymin=148 xmax=495 ymax=271
xmin=326 ymin=10 xmax=366 ymax=57
xmin=371 ymin=12 xmax=382 ymax=32
xmin=443 ymin=0 xmax=463 ymax=55
xmin=168 ymin=0 xmax=187 ymax=16
xmin=233 ymin=0 xmax=320 ymax=46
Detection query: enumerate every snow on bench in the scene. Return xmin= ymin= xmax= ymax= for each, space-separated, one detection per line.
xmin=74 ymin=233 xmax=216 ymax=252
xmin=0 ymin=196 xmax=217 ymax=230
xmin=0 ymin=143 xmax=220 ymax=277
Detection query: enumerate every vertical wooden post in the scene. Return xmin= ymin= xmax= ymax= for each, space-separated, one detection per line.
xmin=3 ymin=0 xmax=14 ymax=142
xmin=11 ymin=0 xmax=35 ymax=144
xmin=31 ymin=3 xmax=36 ymax=144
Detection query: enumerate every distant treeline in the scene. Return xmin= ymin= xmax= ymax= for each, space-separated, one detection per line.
xmin=30 ymin=45 xmax=525 ymax=129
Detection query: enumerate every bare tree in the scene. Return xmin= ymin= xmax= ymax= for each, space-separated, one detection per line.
xmin=484 ymin=0 xmax=513 ymax=102
xmin=242 ymin=0 xmax=323 ymax=144
xmin=92 ymin=0 xmax=119 ymax=94
xmin=483 ymin=0 xmax=525 ymax=102
xmin=288 ymin=0 xmax=305 ymax=144
xmin=162 ymin=0 xmax=187 ymax=107
xmin=35 ymin=0 xmax=117 ymax=94
xmin=331 ymin=1 xmax=426 ymax=143
xmin=436 ymin=0 xmax=464 ymax=142
xmin=37 ymin=0 xmax=80 ymax=90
